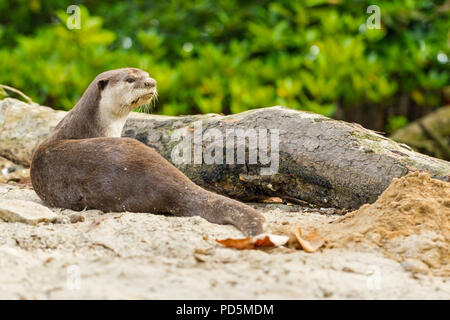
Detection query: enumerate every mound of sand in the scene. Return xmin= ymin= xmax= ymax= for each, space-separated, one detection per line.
xmin=324 ymin=172 xmax=449 ymax=276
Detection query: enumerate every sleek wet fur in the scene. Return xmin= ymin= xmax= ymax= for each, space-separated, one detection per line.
xmin=31 ymin=68 xmax=265 ymax=236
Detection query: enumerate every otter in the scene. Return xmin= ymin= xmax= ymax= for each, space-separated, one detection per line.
xmin=30 ymin=68 xmax=265 ymax=236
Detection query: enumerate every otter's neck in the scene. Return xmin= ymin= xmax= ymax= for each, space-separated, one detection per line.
xmin=97 ymin=107 xmax=128 ymax=138
xmin=96 ymin=93 xmax=131 ymax=138
xmin=48 ymin=82 xmax=129 ymax=141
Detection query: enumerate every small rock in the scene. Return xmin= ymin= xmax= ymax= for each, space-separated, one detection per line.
xmin=319 ymin=207 xmax=336 ymax=215
xmin=0 ymin=199 xmax=57 ymax=225
xmin=69 ymin=213 xmax=85 ymax=223
xmin=7 ymin=166 xmax=17 ymax=173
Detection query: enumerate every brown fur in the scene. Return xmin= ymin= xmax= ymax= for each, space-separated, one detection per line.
xmin=30 ymin=68 xmax=265 ymax=236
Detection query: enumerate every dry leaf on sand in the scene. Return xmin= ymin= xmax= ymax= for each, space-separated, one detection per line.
xmin=260 ymin=197 xmax=284 ymax=203
xmin=216 ymin=233 xmax=288 ymax=250
xmin=294 ymin=227 xmax=325 ymax=253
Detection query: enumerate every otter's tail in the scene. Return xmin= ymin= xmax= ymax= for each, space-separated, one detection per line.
xmin=180 ymin=189 xmax=266 ymax=236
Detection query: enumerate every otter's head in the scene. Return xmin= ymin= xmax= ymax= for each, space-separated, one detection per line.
xmin=95 ymin=68 xmax=157 ymax=118
xmin=78 ymin=68 xmax=157 ymax=137
xmin=53 ymin=68 xmax=157 ymax=139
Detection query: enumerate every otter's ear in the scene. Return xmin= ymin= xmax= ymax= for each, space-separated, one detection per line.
xmin=97 ymin=79 xmax=109 ymax=91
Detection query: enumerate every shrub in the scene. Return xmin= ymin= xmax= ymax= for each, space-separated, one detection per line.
xmin=0 ymin=0 xmax=448 ymax=132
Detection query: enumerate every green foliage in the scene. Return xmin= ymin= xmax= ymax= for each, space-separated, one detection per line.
xmin=0 ymin=86 xmax=7 ymax=99
xmin=0 ymin=0 xmax=448 ymax=123
xmin=386 ymin=115 xmax=409 ymax=133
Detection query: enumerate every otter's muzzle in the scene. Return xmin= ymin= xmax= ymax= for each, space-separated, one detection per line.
xmin=144 ymin=78 xmax=157 ymax=88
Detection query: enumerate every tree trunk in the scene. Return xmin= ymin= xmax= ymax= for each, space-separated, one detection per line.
xmin=1 ymin=98 xmax=449 ymax=209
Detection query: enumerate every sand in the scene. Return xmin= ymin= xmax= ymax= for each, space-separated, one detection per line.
xmin=0 ymin=175 xmax=449 ymax=299
xmin=323 ymin=172 xmax=449 ymax=276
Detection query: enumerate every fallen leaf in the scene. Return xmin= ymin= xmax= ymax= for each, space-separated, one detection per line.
xmin=255 ymin=233 xmax=290 ymax=247
xmin=260 ymin=197 xmax=283 ymax=203
xmin=294 ymin=227 xmax=325 ymax=253
xmin=216 ymin=237 xmax=254 ymax=249
xmin=216 ymin=233 xmax=288 ymax=250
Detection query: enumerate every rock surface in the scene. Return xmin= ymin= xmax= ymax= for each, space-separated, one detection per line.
xmin=0 ymin=198 xmax=57 ymax=225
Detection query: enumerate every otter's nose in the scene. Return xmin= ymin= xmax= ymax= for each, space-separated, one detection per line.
xmin=144 ymin=79 xmax=157 ymax=88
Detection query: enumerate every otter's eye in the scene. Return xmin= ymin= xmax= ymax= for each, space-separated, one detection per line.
xmin=126 ymin=78 xmax=135 ymax=83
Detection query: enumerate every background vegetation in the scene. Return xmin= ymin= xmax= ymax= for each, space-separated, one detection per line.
xmin=0 ymin=0 xmax=449 ymax=132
